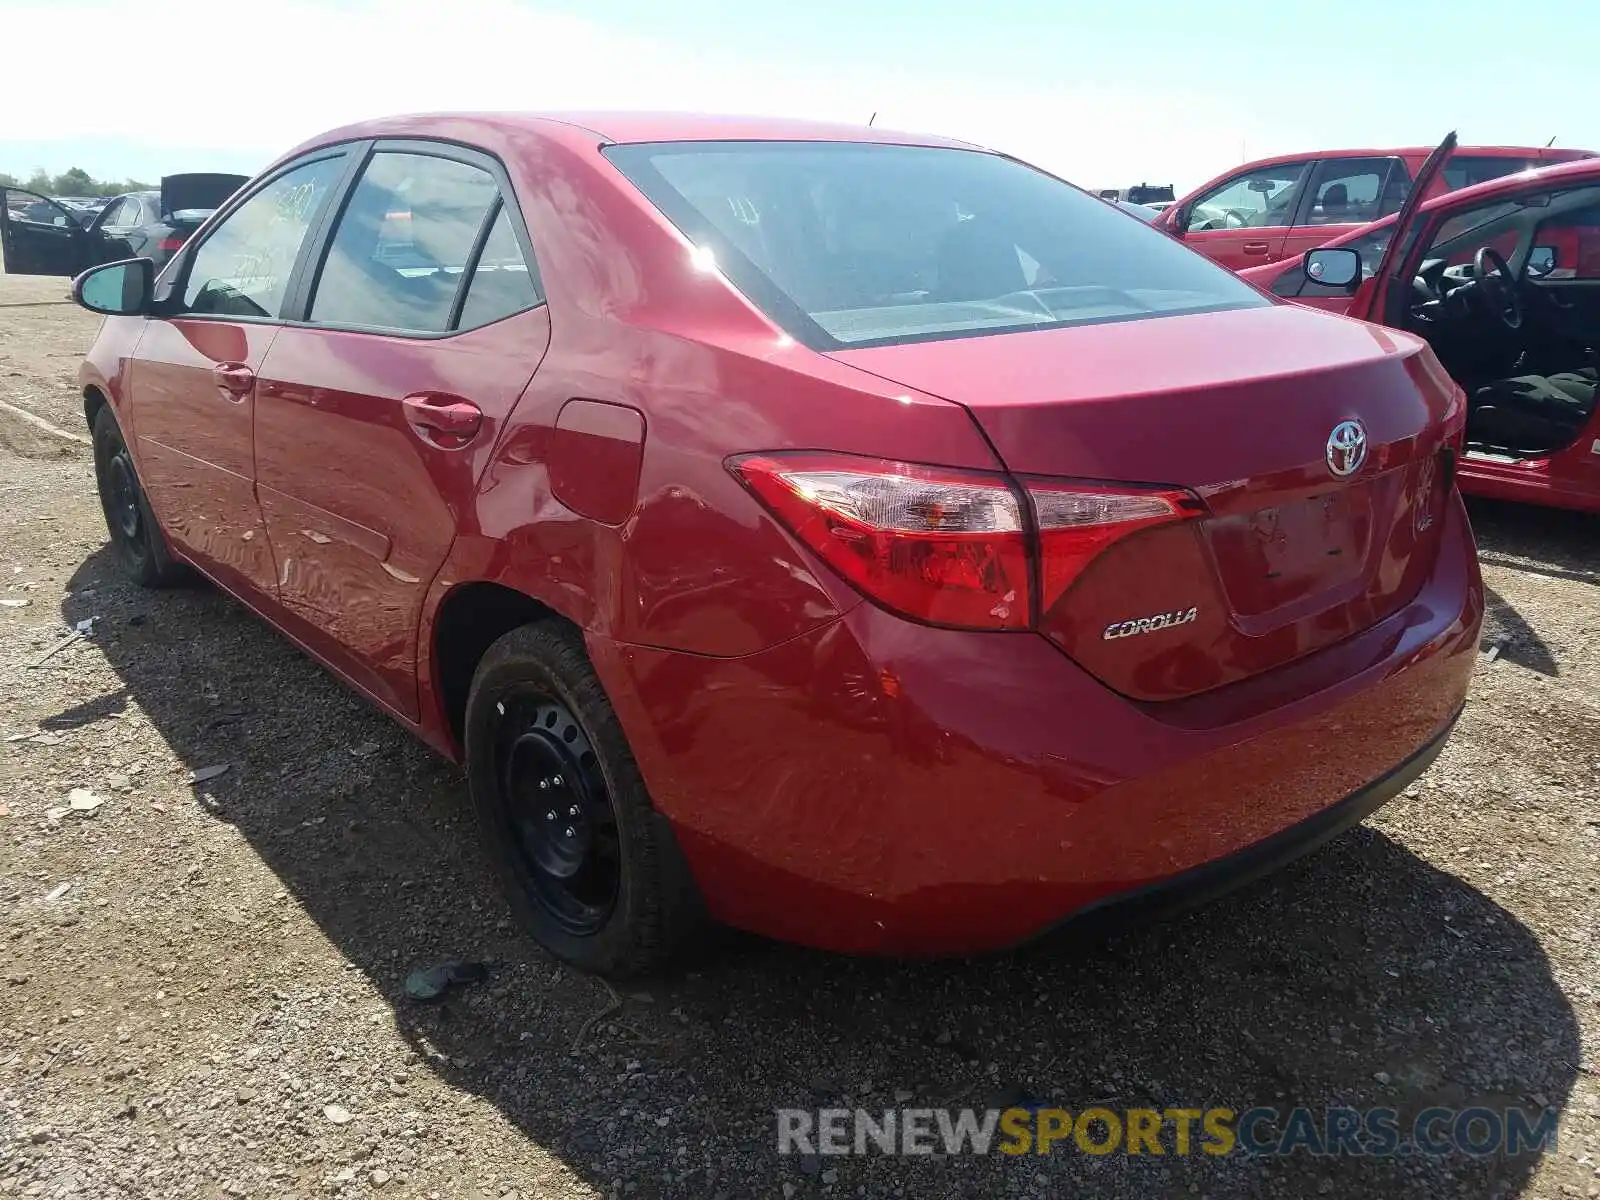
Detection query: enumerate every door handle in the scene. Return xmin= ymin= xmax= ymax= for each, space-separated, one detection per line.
xmin=1242 ymin=241 xmax=1271 ymax=256
xmin=211 ymin=362 xmax=255 ymax=397
xmin=402 ymin=393 xmax=483 ymax=445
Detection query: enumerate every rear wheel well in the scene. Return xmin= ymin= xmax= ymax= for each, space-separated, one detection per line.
xmin=83 ymin=386 xmax=108 ymax=434
xmin=432 ymin=583 xmax=571 ymax=748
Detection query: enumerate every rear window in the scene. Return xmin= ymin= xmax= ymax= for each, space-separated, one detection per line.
xmin=606 ymin=141 xmax=1268 ymax=349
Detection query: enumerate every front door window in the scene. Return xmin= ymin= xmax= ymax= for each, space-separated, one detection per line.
xmin=180 ymin=157 xmax=346 ymax=319
xmin=1187 ymin=163 xmax=1311 ymax=232
xmin=1272 ymin=226 xmax=1395 ymax=299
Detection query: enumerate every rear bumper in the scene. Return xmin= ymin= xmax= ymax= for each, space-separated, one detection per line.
xmin=590 ymin=493 xmax=1482 ymax=955
xmin=1024 ymin=705 xmax=1459 ymax=946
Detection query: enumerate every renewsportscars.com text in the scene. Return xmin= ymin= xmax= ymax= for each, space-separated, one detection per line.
xmin=777 ymin=1105 xmax=1559 ymax=1158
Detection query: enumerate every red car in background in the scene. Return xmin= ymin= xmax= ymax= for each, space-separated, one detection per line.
xmin=67 ymin=113 xmax=1480 ymax=976
xmin=1158 ymin=141 xmax=1593 ymax=270
xmin=1241 ymin=135 xmax=1600 ymax=512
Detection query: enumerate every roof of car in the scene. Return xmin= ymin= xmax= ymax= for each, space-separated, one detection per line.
xmin=1327 ymin=144 xmax=1584 ymax=158
xmin=284 ymin=111 xmax=985 ymax=160
xmin=1234 ymin=144 xmax=1590 ymax=171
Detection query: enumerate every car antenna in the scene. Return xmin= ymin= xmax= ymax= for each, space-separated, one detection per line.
xmin=1546 ymin=135 xmax=1557 ymax=147
xmin=868 ymin=112 xmax=877 ymax=127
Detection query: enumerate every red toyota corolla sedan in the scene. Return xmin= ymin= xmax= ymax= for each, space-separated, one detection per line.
xmin=1240 ymin=136 xmax=1600 ymax=512
xmin=69 ymin=113 xmax=1482 ymax=977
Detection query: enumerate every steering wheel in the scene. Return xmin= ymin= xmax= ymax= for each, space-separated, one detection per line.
xmin=1471 ymin=246 xmax=1523 ymax=330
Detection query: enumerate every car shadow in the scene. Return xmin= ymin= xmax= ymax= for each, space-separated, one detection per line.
xmin=37 ymin=684 xmax=130 ymax=730
xmin=1479 ymin=585 xmax=1560 ymax=676
xmin=1466 ymin=497 xmax=1597 ymax=676
xmin=1468 ymin=496 xmax=1599 ymax=583
xmin=60 ymin=547 xmax=1580 ymax=1199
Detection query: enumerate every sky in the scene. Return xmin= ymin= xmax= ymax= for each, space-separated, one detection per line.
xmin=3 ymin=0 xmax=1593 ymax=194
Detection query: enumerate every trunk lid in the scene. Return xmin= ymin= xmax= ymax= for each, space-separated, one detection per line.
xmin=164 ymin=212 xmax=214 ymax=234
xmin=830 ymin=303 xmax=1462 ymax=700
xmin=159 ymin=173 xmax=248 ymax=220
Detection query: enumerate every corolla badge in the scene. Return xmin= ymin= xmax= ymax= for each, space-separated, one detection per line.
xmin=1326 ymin=419 xmax=1369 ymax=478
xmin=1103 ymin=607 xmax=1199 ymax=640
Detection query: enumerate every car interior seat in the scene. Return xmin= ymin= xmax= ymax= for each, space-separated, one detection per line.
xmin=1469 ymin=367 xmax=1600 ymax=453
xmin=1319 ymin=183 xmax=1350 ymax=221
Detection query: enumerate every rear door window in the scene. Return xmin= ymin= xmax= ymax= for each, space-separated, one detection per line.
xmin=456 ymin=204 xmax=542 ymax=329
xmin=1442 ymin=155 xmax=1539 ymax=191
xmin=1300 ymin=157 xmax=1406 ymax=227
xmin=99 ymin=198 xmax=136 ymax=227
xmin=307 ymin=151 xmax=500 ymax=333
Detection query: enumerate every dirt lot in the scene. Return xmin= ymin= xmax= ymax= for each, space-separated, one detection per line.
xmin=0 ymin=268 xmax=1597 ymax=1200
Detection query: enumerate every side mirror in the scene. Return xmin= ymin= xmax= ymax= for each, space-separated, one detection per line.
xmin=73 ymin=257 xmax=154 ymax=316
xmin=1304 ymin=247 xmax=1362 ymax=292
xmin=1170 ymin=205 xmax=1192 ymax=235
xmin=1527 ymin=245 xmax=1558 ymax=278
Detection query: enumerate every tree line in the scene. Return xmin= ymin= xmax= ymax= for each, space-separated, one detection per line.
xmin=0 ymin=168 xmax=155 ymax=197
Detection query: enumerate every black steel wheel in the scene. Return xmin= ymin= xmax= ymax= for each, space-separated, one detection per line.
xmin=90 ymin=405 xmax=188 ymax=587
xmin=105 ymin=450 xmax=142 ymax=542
xmin=495 ymin=690 xmax=620 ymax=936
xmin=463 ymin=621 xmax=704 ymax=977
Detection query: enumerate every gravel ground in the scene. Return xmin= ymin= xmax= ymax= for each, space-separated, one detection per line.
xmin=1 ymin=270 xmax=1597 ymax=1199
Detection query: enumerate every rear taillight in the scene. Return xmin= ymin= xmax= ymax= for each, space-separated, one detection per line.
xmin=1029 ymin=482 xmax=1202 ymax=612
xmin=732 ymin=453 xmax=1030 ymax=628
xmin=730 ymin=452 xmax=1200 ymax=631
xmin=158 ymin=235 xmax=186 ymax=252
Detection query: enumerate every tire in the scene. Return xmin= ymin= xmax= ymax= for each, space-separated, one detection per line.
xmin=91 ymin=405 xmax=188 ymax=588
xmin=463 ymin=621 xmax=704 ymax=977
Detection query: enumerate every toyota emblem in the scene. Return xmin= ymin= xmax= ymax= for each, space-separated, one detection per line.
xmin=1326 ymin=420 xmax=1368 ymax=478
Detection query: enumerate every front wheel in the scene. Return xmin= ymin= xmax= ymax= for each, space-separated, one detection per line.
xmin=463 ymin=621 xmax=703 ymax=977
xmin=91 ymin=405 xmax=188 ymax=588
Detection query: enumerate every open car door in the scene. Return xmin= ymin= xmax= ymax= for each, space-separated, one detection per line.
xmin=1348 ymin=132 xmax=1457 ymax=323
xmin=0 ymin=189 xmax=90 ymax=276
